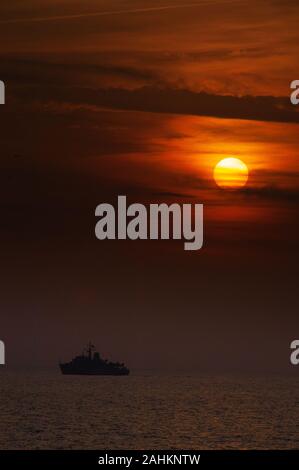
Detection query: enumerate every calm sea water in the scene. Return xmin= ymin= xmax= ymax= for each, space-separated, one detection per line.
xmin=0 ymin=370 xmax=298 ymax=449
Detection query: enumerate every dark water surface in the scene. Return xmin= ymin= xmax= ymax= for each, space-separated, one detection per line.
xmin=0 ymin=371 xmax=298 ymax=449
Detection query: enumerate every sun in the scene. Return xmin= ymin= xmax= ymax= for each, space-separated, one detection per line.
xmin=213 ymin=157 xmax=248 ymax=189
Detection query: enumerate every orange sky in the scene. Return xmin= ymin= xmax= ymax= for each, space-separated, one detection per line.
xmin=1 ymin=0 xmax=298 ymax=95
xmin=1 ymin=0 xmax=298 ymax=249
xmin=1 ymin=0 xmax=299 ymax=369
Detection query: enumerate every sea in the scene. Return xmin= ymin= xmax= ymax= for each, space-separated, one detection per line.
xmin=0 ymin=370 xmax=298 ymax=449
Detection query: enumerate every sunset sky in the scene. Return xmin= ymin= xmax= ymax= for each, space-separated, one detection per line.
xmin=1 ymin=0 xmax=299 ymax=371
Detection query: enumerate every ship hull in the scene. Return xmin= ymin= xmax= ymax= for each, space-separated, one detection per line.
xmin=59 ymin=363 xmax=130 ymax=376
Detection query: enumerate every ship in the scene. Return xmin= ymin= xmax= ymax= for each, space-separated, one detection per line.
xmin=59 ymin=343 xmax=130 ymax=376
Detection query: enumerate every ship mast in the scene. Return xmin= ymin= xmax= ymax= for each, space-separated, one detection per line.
xmin=87 ymin=342 xmax=95 ymax=360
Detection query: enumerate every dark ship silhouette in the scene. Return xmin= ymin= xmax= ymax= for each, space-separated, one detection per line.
xmin=59 ymin=343 xmax=130 ymax=376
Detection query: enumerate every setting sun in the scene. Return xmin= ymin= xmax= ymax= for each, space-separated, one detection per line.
xmin=213 ymin=157 xmax=249 ymax=189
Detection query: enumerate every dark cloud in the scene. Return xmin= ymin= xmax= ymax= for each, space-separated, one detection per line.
xmin=151 ymin=191 xmax=197 ymax=199
xmin=12 ymin=85 xmax=299 ymax=124
xmin=86 ymin=87 xmax=299 ymax=124
xmin=0 ymin=57 xmax=157 ymax=86
xmin=160 ymin=46 xmax=285 ymax=62
xmin=239 ymin=185 xmax=299 ymax=203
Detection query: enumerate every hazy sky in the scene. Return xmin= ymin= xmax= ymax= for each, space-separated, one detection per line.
xmin=0 ymin=0 xmax=298 ymax=371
